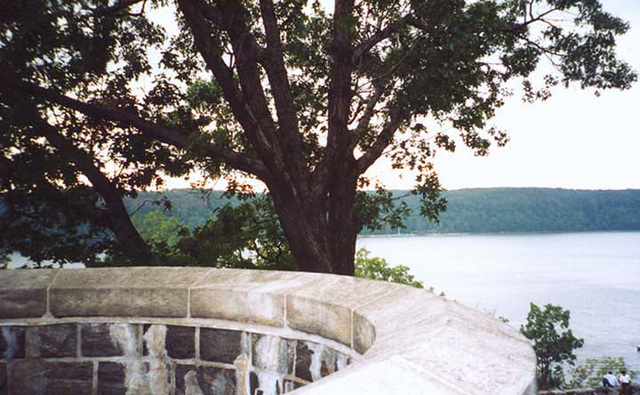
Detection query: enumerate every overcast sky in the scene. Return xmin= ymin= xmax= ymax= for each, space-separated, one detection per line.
xmin=385 ymin=0 xmax=640 ymax=191
xmin=163 ymin=0 xmax=640 ymax=191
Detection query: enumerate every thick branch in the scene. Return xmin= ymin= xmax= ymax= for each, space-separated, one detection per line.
xmin=327 ymin=0 xmax=355 ymax=146
xmin=352 ymin=85 xmax=384 ymax=149
xmin=352 ymin=14 xmax=411 ymax=64
xmin=258 ymin=0 xmax=306 ymax=165
xmin=0 ymin=73 xmax=269 ymax=180
xmin=504 ymin=7 xmax=561 ymax=34
xmin=177 ymin=1 xmax=272 ymax=152
xmin=17 ymin=104 xmax=153 ymax=263
xmin=178 ymin=0 xmax=297 ymax=187
xmin=313 ymin=0 xmax=357 ymax=194
xmin=356 ymin=108 xmax=406 ymax=174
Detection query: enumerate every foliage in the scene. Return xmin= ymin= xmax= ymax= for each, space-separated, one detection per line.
xmin=355 ymin=247 xmax=423 ymax=288
xmin=366 ymin=188 xmax=640 ymax=234
xmin=567 ymin=356 xmax=638 ymax=389
xmin=520 ymin=303 xmax=584 ymax=390
xmin=126 ymin=187 xmax=640 ymax=235
xmin=132 ymin=211 xmax=186 ymax=248
xmin=125 ymin=195 xmax=296 ymax=270
xmin=0 ymin=0 xmax=635 ymax=273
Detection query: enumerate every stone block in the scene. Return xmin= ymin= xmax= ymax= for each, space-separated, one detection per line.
xmin=0 ymin=326 xmax=26 ymax=360
xmin=286 ymin=276 xmax=402 ymax=346
xmin=0 ymin=362 xmax=6 ymax=395
xmin=99 ymin=360 xmax=170 ymax=395
xmin=200 ymin=328 xmax=243 ymax=364
xmin=165 ymin=325 xmax=194 ymax=359
xmin=283 ymin=379 xmax=303 ymax=392
xmin=294 ymin=341 xmax=348 ymax=383
xmin=142 ymin=324 xmax=167 ymax=358
xmin=251 ymin=334 xmax=295 ymax=375
xmin=191 ymin=269 xmax=319 ymax=327
xmin=0 ymin=269 xmax=57 ymax=318
xmin=50 ymin=267 xmax=209 ymax=317
xmin=82 ymin=323 xmax=140 ymax=357
xmin=9 ymin=360 xmax=92 ymax=395
xmin=26 ymin=324 xmax=77 ymax=358
xmin=249 ymin=371 xmax=259 ymax=395
xmin=175 ymin=364 xmax=236 ymax=395
xmin=295 ymin=341 xmax=314 ymax=382
xmin=98 ymin=362 xmax=127 ymax=395
xmin=352 ymin=286 xmax=440 ymax=354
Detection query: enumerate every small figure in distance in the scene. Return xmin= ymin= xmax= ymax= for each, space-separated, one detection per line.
xmin=603 ymin=371 xmax=618 ymax=394
xmin=618 ymin=370 xmax=632 ymax=395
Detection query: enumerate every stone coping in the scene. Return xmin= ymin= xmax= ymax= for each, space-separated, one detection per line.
xmin=0 ymin=267 xmax=537 ymax=394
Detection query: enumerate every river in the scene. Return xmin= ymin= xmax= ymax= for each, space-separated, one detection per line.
xmin=357 ymin=231 xmax=640 ymax=371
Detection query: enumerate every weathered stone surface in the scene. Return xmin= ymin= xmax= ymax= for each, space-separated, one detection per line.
xmin=165 ymin=325 xmax=194 ymax=359
xmin=249 ymin=371 xmax=259 ymax=395
xmin=175 ymin=364 xmax=236 ymax=395
xmin=295 ymin=342 xmax=313 ymax=382
xmin=99 ymin=360 xmax=170 ymax=395
xmin=26 ymin=324 xmax=77 ymax=358
xmin=98 ymin=362 xmax=127 ymax=395
xmin=294 ymin=342 xmax=347 ymax=383
xmin=200 ymin=328 xmax=242 ymax=364
xmin=142 ymin=324 xmax=166 ymax=358
xmin=251 ymin=334 xmax=294 ymax=375
xmin=353 ymin=287 xmax=536 ymax=395
xmin=0 ymin=268 xmax=538 ymax=395
xmin=9 ymin=360 xmax=92 ymax=395
xmin=0 ymin=269 xmax=57 ymax=318
xmin=0 ymin=362 xmax=6 ymax=395
xmin=191 ymin=269 xmax=319 ymax=327
xmin=286 ymin=276 xmax=402 ymax=346
xmin=0 ymin=326 xmax=26 ymax=359
xmin=82 ymin=323 xmax=140 ymax=357
xmin=352 ymin=286 xmax=439 ymax=354
xmin=283 ymin=379 xmax=303 ymax=392
xmin=50 ymin=267 xmax=209 ymax=317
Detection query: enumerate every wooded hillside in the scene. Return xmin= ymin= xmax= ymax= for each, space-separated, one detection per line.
xmin=126 ymin=188 xmax=640 ymax=235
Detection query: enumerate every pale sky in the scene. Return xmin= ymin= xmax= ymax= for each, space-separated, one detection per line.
xmin=374 ymin=0 xmax=640 ymax=191
xmin=164 ymin=0 xmax=640 ymax=191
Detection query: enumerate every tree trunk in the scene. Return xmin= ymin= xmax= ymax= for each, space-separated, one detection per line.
xmin=267 ymin=169 xmax=361 ymax=276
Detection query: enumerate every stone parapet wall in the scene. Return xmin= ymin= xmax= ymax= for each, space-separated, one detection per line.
xmin=0 ymin=267 xmax=537 ymax=394
xmin=0 ymin=322 xmax=348 ymax=394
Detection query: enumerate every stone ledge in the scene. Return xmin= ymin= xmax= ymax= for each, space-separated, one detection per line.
xmin=0 ymin=268 xmax=537 ymax=394
xmin=0 ymin=270 xmax=58 ymax=318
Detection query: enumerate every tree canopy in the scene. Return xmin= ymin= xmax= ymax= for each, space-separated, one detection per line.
xmin=0 ymin=0 xmax=636 ymax=273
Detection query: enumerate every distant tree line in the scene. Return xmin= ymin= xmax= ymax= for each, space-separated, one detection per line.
xmin=126 ymin=188 xmax=640 ymax=235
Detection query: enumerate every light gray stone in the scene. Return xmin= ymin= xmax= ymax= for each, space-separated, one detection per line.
xmin=353 ymin=286 xmax=440 ymax=354
xmin=191 ymin=269 xmax=319 ymax=326
xmin=50 ymin=268 xmax=210 ymax=317
xmin=0 ymin=269 xmax=58 ymax=318
xmin=286 ymin=275 xmax=402 ymax=346
xmin=0 ymin=268 xmax=537 ymax=394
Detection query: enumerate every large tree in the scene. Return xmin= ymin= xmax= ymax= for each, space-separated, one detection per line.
xmin=0 ymin=0 xmax=635 ymax=273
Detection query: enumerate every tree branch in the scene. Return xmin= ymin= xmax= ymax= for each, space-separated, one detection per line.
xmin=356 ymin=107 xmax=406 ymax=174
xmin=178 ymin=0 xmax=299 ymax=188
xmin=504 ymin=7 xmax=561 ymax=34
xmin=15 ymin=102 xmax=153 ymax=262
xmin=313 ymin=0 xmax=357 ymax=193
xmin=0 ymin=72 xmax=269 ymax=180
xmin=258 ymin=0 xmax=306 ymax=169
xmin=352 ymin=14 xmax=411 ymax=64
xmin=352 ymin=85 xmax=384 ymax=147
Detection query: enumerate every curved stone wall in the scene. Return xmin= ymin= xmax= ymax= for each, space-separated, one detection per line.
xmin=0 ymin=267 xmax=537 ymax=394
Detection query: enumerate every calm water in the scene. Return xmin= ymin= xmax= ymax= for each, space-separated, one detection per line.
xmin=357 ymin=231 xmax=640 ymax=371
